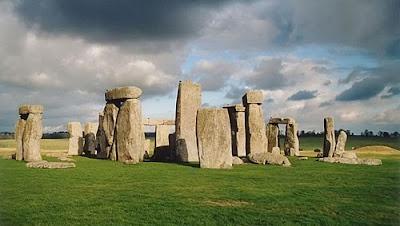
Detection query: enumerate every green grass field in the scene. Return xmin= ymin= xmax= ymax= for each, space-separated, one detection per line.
xmin=0 ymin=137 xmax=399 ymax=225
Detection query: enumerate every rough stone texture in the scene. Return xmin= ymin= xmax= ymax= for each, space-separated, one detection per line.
xmin=152 ymin=125 xmax=173 ymax=161
xmin=67 ymin=122 xmax=83 ymax=156
xmin=298 ymin=157 xmax=308 ymax=160
xmin=103 ymin=103 xmax=119 ymax=159
xmin=271 ymin=147 xmax=281 ymax=155
xmin=342 ymin=151 xmax=357 ymax=159
xmin=168 ymin=133 xmax=176 ymax=159
xmin=224 ymin=104 xmax=246 ymax=157
xmin=83 ymin=133 xmax=96 ymax=156
xmin=318 ymin=157 xmax=382 ymax=166
xmin=144 ymin=139 xmax=151 ymax=157
xmin=143 ymin=118 xmax=175 ymax=126
xmin=58 ymin=156 xmax=75 ymax=162
xmin=19 ymin=105 xmax=43 ymax=115
xmin=334 ymin=130 xmax=347 ymax=157
xmin=196 ymin=108 xmax=232 ymax=169
xmin=323 ymin=117 xmax=336 ymax=157
xmin=232 ymin=156 xmax=244 ymax=165
xmin=284 ymin=121 xmax=300 ymax=156
xmin=23 ymin=113 xmax=43 ymax=162
xmin=175 ymin=81 xmax=201 ymax=162
xmin=243 ymin=103 xmax=268 ymax=154
xmin=115 ymin=99 xmax=145 ymax=163
xmin=242 ymin=90 xmax=264 ymax=104
xmin=266 ymin=123 xmax=279 ymax=153
xmin=105 ymin=86 xmax=142 ymax=101
xmin=96 ymin=114 xmax=108 ymax=159
xmin=247 ymin=152 xmax=291 ymax=167
xmin=84 ymin=122 xmax=99 ymax=137
xmin=26 ymin=161 xmax=76 ymax=169
xmin=15 ymin=119 xmax=26 ymax=161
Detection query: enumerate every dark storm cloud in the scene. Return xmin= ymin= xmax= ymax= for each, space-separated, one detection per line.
xmin=287 ymin=90 xmax=317 ymax=101
xmin=14 ymin=0 xmax=232 ymax=42
xmin=247 ymin=58 xmax=290 ymax=90
xmin=336 ymin=61 xmax=400 ymax=101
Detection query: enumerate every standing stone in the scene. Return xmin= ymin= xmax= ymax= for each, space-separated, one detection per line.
xmin=266 ymin=123 xmax=279 ymax=153
xmin=284 ymin=119 xmax=300 ymax=156
xmin=15 ymin=119 xmax=26 ymax=161
xmin=115 ymin=99 xmax=145 ymax=163
xmin=102 ymin=103 xmax=119 ymax=160
xmin=83 ymin=133 xmax=96 ymax=156
xmin=323 ymin=117 xmax=336 ymax=157
xmin=197 ymin=108 xmax=232 ymax=169
xmin=224 ymin=104 xmax=246 ymax=157
xmin=242 ymin=91 xmax=268 ymax=154
xmin=84 ymin=122 xmax=99 ymax=138
xmin=152 ymin=125 xmax=172 ymax=161
xmin=175 ymin=81 xmax=201 ymax=162
xmin=67 ymin=122 xmax=83 ymax=156
xmin=334 ymin=130 xmax=347 ymax=157
xmin=22 ymin=112 xmax=43 ymax=162
xmin=96 ymin=113 xmax=108 ymax=159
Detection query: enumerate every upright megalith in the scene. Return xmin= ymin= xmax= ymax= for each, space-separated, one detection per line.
xmin=266 ymin=123 xmax=279 ymax=153
xmin=96 ymin=113 xmax=108 ymax=159
xmin=175 ymin=81 xmax=201 ymax=162
xmin=284 ymin=118 xmax=300 ymax=156
xmin=334 ymin=130 xmax=347 ymax=157
xmin=242 ymin=91 xmax=268 ymax=154
xmin=15 ymin=105 xmax=43 ymax=162
xmin=197 ymin=108 xmax=232 ymax=169
xmin=224 ymin=104 xmax=246 ymax=157
xmin=67 ymin=122 xmax=83 ymax=156
xmin=101 ymin=86 xmax=145 ymax=163
xmin=83 ymin=122 xmax=98 ymax=156
xmin=323 ymin=117 xmax=336 ymax=157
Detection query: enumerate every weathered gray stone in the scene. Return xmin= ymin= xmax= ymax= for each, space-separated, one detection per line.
xmin=271 ymin=147 xmax=281 ymax=155
xmin=168 ymin=133 xmax=176 ymax=159
xmin=19 ymin=105 xmax=43 ymax=115
xmin=323 ymin=117 xmax=336 ymax=157
xmin=96 ymin=113 xmax=108 ymax=159
xmin=144 ymin=139 xmax=151 ymax=157
xmin=84 ymin=122 xmax=99 ymax=137
xmin=334 ymin=130 xmax=347 ymax=157
xmin=298 ymin=157 xmax=308 ymax=160
xmin=102 ymin=103 xmax=119 ymax=159
xmin=175 ymin=81 xmax=201 ymax=162
xmin=152 ymin=125 xmax=173 ymax=161
xmin=15 ymin=119 xmax=26 ymax=161
xmin=318 ymin=157 xmax=382 ymax=166
xmin=197 ymin=108 xmax=232 ymax=169
xmin=83 ymin=133 xmax=96 ymax=156
xmin=143 ymin=118 xmax=175 ymax=126
xmin=105 ymin=86 xmax=142 ymax=101
xmin=224 ymin=104 xmax=246 ymax=157
xmin=266 ymin=123 xmax=279 ymax=153
xmin=247 ymin=152 xmax=291 ymax=167
xmin=115 ymin=99 xmax=145 ymax=163
xmin=67 ymin=122 xmax=83 ymax=156
xmin=242 ymin=90 xmax=264 ymax=104
xmin=232 ymin=156 xmax=244 ymax=165
xmin=243 ymin=103 xmax=268 ymax=154
xmin=26 ymin=160 xmax=76 ymax=169
xmin=23 ymin=113 xmax=42 ymax=162
xmin=284 ymin=121 xmax=300 ymax=156
xmin=342 ymin=151 xmax=357 ymax=159
xmin=359 ymin=158 xmax=382 ymax=166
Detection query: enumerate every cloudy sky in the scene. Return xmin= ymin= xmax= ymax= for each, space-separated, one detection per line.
xmin=0 ymin=0 xmax=399 ymax=133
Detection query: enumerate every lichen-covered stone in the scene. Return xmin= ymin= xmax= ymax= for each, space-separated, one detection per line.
xmin=15 ymin=119 xmax=26 ymax=161
xmin=334 ymin=130 xmax=347 ymax=157
xmin=244 ymin=104 xmax=268 ymax=154
xmin=284 ymin=122 xmax=300 ymax=156
xmin=247 ymin=152 xmax=291 ymax=167
xmin=224 ymin=104 xmax=246 ymax=157
xmin=22 ymin=113 xmax=42 ymax=162
xmin=266 ymin=123 xmax=279 ymax=153
xmin=323 ymin=117 xmax=336 ymax=157
xmin=26 ymin=161 xmax=76 ymax=169
xmin=197 ymin=108 xmax=232 ymax=169
xmin=242 ymin=90 xmax=264 ymax=104
xmin=115 ymin=99 xmax=145 ymax=163
xmin=175 ymin=81 xmax=201 ymax=162
xmin=105 ymin=86 xmax=142 ymax=101
xmin=19 ymin=105 xmax=43 ymax=115
xmin=67 ymin=122 xmax=83 ymax=156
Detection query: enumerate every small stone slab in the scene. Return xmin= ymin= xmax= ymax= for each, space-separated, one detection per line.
xmin=248 ymin=152 xmax=291 ymax=167
xmin=26 ymin=161 xmax=76 ymax=169
xmin=318 ymin=157 xmax=382 ymax=166
xmin=19 ymin=105 xmax=43 ymax=114
xmin=105 ymin=86 xmax=142 ymax=101
xmin=242 ymin=90 xmax=264 ymax=104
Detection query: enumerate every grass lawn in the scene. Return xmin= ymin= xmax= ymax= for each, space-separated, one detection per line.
xmin=0 ymin=137 xmax=399 ymax=225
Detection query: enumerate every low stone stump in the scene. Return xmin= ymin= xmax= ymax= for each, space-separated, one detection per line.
xmin=197 ymin=108 xmax=232 ymax=169
xmin=247 ymin=152 xmax=291 ymax=167
xmin=26 ymin=161 xmax=76 ymax=169
xmin=318 ymin=157 xmax=382 ymax=166
xmin=232 ymin=156 xmax=244 ymax=165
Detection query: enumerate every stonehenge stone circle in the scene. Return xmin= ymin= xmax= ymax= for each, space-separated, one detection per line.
xmin=334 ymin=130 xmax=347 ymax=157
xmin=15 ymin=105 xmax=43 ymax=162
xmin=242 ymin=91 xmax=268 ymax=155
xmin=67 ymin=122 xmax=83 ymax=156
xmin=105 ymin=86 xmax=142 ymax=101
xmin=224 ymin=104 xmax=246 ymax=157
xmin=323 ymin=117 xmax=336 ymax=157
xmin=175 ymin=81 xmax=201 ymax=162
xmin=197 ymin=108 xmax=232 ymax=169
